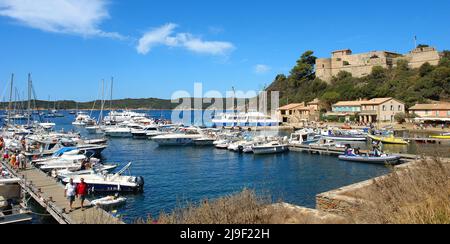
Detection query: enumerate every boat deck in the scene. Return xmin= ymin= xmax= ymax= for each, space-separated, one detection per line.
xmin=1 ymin=162 xmax=123 ymax=224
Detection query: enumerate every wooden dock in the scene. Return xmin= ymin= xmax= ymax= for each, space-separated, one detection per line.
xmin=1 ymin=162 xmax=123 ymax=224
xmin=289 ymin=144 xmax=419 ymax=160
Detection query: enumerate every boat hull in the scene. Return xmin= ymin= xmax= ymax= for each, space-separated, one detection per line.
xmin=252 ymin=145 xmax=289 ymax=155
xmin=105 ymin=131 xmax=132 ymax=138
xmin=193 ymin=139 xmax=216 ymax=146
xmin=324 ymin=136 xmax=367 ymax=141
xmin=368 ymin=135 xmax=409 ymax=145
xmin=430 ymin=135 xmax=450 ymax=139
xmin=338 ymin=155 xmax=401 ymax=164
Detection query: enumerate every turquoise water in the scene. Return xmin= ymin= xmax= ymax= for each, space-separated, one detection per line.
xmin=12 ymin=111 xmax=395 ymax=223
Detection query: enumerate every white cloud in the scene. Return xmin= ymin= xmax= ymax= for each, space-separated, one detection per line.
xmin=0 ymin=0 xmax=122 ymax=38
xmin=136 ymin=23 xmax=178 ymax=54
xmin=254 ymin=64 xmax=271 ymax=74
xmin=137 ymin=23 xmax=235 ymax=56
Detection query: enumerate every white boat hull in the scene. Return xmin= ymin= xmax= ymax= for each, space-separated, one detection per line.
xmin=252 ymin=145 xmax=289 ymax=155
xmin=324 ymin=136 xmax=367 ymax=142
xmin=105 ymin=131 xmax=132 ymax=138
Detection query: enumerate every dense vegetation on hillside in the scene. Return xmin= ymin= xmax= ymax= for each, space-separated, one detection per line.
xmin=0 ymin=98 xmax=176 ymax=110
xmin=1 ymin=97 xmax=248 ymax=110
xmin=267 ymin=49 xmax=450 ymax=109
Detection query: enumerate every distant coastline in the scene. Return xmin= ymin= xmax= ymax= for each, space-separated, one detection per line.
xmin=0 ymin=97 xmax=254 ymax=111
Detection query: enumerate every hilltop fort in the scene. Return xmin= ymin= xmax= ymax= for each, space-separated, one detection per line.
xmin=316 ymin=46 xmax=442 ymax=82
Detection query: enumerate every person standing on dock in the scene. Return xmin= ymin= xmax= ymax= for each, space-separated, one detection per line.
xmin=76 ymin=178 xmax=88 ymax=211
xmin=18 ymin=152 xmax=26 ymax=170
xmin=64 ymin=178 xmax=77 ymax=213
xmin=10 ymin=153 xmax=17 ymax=169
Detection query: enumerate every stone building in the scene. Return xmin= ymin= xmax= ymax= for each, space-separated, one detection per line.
xmin=316 ymin=46 xmax=441 ymax=82
xmin=327 ymin=98 xmax=406 ymax=123
xmin=277 ymin=99 xmax=322 ymax=123
xmin=403 ymin=46 xmax=441 ymax=68
xmin=360 ymin=98 xmax=405 ymax=123
xmin=409 ymin=102 xmax=450 ymax=124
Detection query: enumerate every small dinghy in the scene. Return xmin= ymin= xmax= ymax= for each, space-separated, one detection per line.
xmin=91 ymin=195 xmax=127 ymax=208
xmin=338 ymin=155 xmax=401 ymax=164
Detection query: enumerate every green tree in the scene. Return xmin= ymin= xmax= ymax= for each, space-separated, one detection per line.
xmin=321 ymin=91 xmax=341 ymax=106
xmin=394 ymin=112 xmax=407 ymax=124
xmin=419 ymin=62 xmax=434 ymax=77
xmin=396 ymin=59 xmax=410 ymax=71
xmin=289 ymin=51 xmax=317 ymax=81
xmin=370 ymin=66 xmax=387 ymax=80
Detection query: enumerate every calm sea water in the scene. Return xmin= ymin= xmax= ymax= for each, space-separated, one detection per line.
xmin=10 ymin=110 xmax=448 ymax=223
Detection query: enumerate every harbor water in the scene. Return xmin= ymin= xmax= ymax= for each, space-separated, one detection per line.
xmin=20 ymin=110 xmax=449 ymax=223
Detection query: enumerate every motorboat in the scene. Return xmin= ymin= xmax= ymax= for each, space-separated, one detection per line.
xmin=368 ymin=134 xmax=409 ymax=145
xmin=252 ymin=141 xmax=289 ymax=155
xmin=338 ymin=154 xmax=401 ymax=164
xmin=323 ymin=129 xmax=367 ymax=141
xmin=38 ymin=122 xmax=56 ymax=130
xmin=228 ymin=140 xmax=254 ymax=152
xmin=430 ymin=133 xmax=450 ymax=140
xmin=104 ymin=110 xmax=148 ymax=124
xmin=61 ymin=163 xmax=145 ymax=193
xmin=36 ymin=155 xmax=101 ymax=172
xmin=152 ymin=127 xmax=204 ymax=146
xmin=289 ymin=129 xmax=321 ymax=145
xmin=310 ymin=139 xmax=340 ymax=148
xmin=52 ymin=164 xmax=118 ymax=180
xmin=214 ymin=139 xmax=231 ymax=149
xmin=72 ymin=112 xmax=95 ymax=126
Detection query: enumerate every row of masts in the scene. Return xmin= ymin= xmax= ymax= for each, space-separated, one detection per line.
xmin=3 ymin=73 xmax=115 ymax=126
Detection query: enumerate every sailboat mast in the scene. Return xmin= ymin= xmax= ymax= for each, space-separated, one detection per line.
xmin=27 ymin=73 xmax=32 ymax=125
xmin=110 ymin=77 xmax=114 ymax=111
xmin=8 ymin=73 xmax=14 ymax=120
xmin=99 ymin=79 xmax=105 ymax=124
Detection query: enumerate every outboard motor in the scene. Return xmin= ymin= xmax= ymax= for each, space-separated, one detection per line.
xmin=135 ymin=176 xmax=145 ymax=193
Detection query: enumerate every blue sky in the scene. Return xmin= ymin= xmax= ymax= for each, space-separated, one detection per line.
xmin=0 ymin=0 xmax=449 ymax=101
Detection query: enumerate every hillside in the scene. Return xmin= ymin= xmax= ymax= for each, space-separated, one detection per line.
xmin=267 ymin=49 xmax=450 ymax=109
xmin=1 ymin=97 xmax=251 ymax=110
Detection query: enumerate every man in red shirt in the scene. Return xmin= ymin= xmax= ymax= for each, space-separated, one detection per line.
xmin=76 ymin=178 xmax=89 ymax=211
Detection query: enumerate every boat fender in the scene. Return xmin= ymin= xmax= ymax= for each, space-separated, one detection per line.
xmin=136 ymin=176 xmax=145 ymax=192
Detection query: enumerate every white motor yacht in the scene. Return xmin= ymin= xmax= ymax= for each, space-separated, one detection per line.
xmin=72 ymin=112 xmax=95 ymax=126
xmin=61 ymin=163 xmax=144 ymax=193
xmin=152 ymin=127 xmax=204 ymax=146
